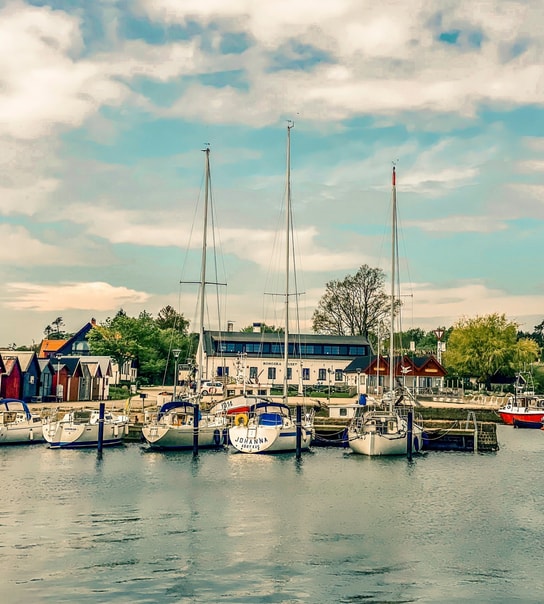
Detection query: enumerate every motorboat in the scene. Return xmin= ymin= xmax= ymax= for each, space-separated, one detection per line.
xmin=498 ymin=394 xmax=544 ymax=426
xmin=0 ymin=398 xmax=44 ymax=444
xmin=42 ymin=408 xmax=129 ymax=448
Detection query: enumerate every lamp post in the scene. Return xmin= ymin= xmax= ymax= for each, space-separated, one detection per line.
xmin=327 ymin=367 xmax=333 ymax=403
xmin=356 ymin=367 xmax=361 ymax=399
xmin=172 ymin=349 xmax=181 ymax=400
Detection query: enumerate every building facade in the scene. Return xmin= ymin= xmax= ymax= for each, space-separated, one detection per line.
xmin=199 ymin=329 xmax=372 ymax=392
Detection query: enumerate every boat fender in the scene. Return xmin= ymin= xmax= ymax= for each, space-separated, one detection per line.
xmin=235 ymin=413 xmax=248 ymax=427
xmin=213 ymin=429 xmax=221 ymax=446
xmin=414 ymin=436 xmax=419 ymax=452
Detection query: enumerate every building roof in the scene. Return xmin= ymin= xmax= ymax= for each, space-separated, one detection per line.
xmin=38 ymin=339 xmax=68 ymax=358
xmin=0 ymin=350 xmax=37 ymax=372
xmin=208 ymin=330 xmax=370 ymax=345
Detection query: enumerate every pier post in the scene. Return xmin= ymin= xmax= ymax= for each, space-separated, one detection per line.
xmin=193 ymin=403 xmax=199 ymax=457
xmin=406 ymin=409 xmax=413 ymax=461
xmin=296 ymin=404 xmax=302 ymax=459
xmin=97 ymin=402 xmax=105 ymax=453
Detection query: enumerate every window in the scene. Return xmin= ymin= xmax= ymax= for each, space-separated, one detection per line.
xmin=249 ymin=367 xmax=258 ymax=380
xmin=302 ymin=368 xmax=310 ymax=380
xmin=287 ymin=368 xmax=292 ymax=380
xmin=339 ymin=408 xmax=347 ymax=417
xmin=349 ymin=345 xmax=367 ymax=356
xmin=268 ymin=367 xmax=276 ymax=380
xmin=335 ymin=369 xmax=343 ymax=382
xmin=245 ymin=343 xmax=262 ymax=354
xmin=318 ymin=368 xmax=326 ymax=381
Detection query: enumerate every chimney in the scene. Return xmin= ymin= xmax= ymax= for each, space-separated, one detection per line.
xmin=227 ymin=321 xmax=234 ymax=332
xmin=252 ymin=322 xmax=262 ymax=333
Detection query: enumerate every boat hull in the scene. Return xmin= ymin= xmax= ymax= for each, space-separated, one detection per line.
xmin=229 ymin=424 xmax=313 ymax=453
xmin=142 ymin=424 xmax=227 ymax=450
xmin=43 ymin=420 xmax=127 ymax=448
xmin=0 ymin=422 xmax=45 ymax=445
xmin=498 ymin=410 xmax=544 ymax=425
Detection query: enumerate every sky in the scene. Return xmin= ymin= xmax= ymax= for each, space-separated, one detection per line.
xmin=1 ymin=0 xmax=544 ymax=348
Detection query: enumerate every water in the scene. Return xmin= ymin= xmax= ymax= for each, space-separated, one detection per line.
xmin=1 ymin=426 xmax=543 ymax=603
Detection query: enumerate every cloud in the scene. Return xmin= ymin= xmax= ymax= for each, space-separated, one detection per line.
xmin=403 ymin=280 xmax=544 ymax=332
xmin=0 ymin=225 xmax=65 ymax=262
xmin=4 ymin=281 xmax=150 ymax=311
xmin=407 ymin=215 xmax=509 ymax=233
xmin=0 ymin=2 xmax=128 ymax=139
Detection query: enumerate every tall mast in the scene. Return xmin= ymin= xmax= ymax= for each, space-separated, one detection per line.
xmin=389 ymin=165 xmax=397 ymax=408
xmin=198 ymin=146 xmax=211 ymax=392
xmin=283 ymin=122 xmax=294 ymax=399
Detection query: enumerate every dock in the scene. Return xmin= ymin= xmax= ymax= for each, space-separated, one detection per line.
xmin=313 ymin=415 xmax=499 ymax=452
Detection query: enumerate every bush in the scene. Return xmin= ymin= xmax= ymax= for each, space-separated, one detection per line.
xmin=109 ymin=385 xmax=131 ymax=400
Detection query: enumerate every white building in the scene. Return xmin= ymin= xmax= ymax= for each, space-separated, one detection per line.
xmin=198 ymin=329 xmax=372 ymax=394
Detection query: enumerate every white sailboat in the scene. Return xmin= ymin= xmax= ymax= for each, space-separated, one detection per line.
xmin=348 ymin=166 xmax=422 ymax=456
xmin=42 ymin=408 xmax=128 ymax=449
xmin=0 ymin=399 xmax=44 ymax=445
xmin=142 ymin=146 xmax=228 ymax=450
xmin=229 ymin=122 xmax=315 ymax=454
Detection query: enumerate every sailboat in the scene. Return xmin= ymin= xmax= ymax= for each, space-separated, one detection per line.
xmin=42 ymin=408 xmax=129 ymax=449
xmin=348 ymin=166 xmax=422 ymax=456
xmin=142 ymin=147 xmax=228 ymax=450
xmin=0 ymin=398 xmax=44 ymax=445
xmin=228 ymin=123 xmax=315 ymax=453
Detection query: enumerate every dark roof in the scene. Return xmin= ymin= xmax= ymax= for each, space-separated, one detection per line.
xmin=206 ymin=330 xmax=370 ymax=346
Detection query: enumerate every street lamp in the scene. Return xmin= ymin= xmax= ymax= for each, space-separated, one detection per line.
xmin=327 ymin=368 xmax=333 ymax=403
xmin=356 ymin=368 xmax=361 ymax=399
xmin=172 ymin=349 xmax=181 ymax=400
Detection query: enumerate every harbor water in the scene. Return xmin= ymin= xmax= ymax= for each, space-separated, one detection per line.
xmin=1 ymin=425 xmax=543 ymax=603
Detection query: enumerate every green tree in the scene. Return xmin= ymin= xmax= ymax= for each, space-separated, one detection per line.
xmin=312 ymin=264 xmax=396 ymax=337
xmin=87 ymin=308 xmax=193 ymax=386
xmin=240 ymin=323 xmax=283 ymax=333
xmin=156 ymin=305 xmax=189 ymax=333
xmin=442 ymin=313 xmax=539 ymax=386
xmin=43 ymin=316 xmax=70 ymax=340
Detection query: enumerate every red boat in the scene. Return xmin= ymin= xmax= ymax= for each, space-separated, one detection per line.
xmin=498 ymin=395 xmax=544 ymax=425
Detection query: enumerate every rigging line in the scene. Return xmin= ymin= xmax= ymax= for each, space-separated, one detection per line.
xmin=161 ymin=151 xmax=205 ymax=387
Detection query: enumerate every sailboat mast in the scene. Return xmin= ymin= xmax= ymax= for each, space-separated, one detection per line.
xmin=284 ymin=122 xmax=293 ymax=399
xmin=198 ymin=147 xmax=211 ymax=392
xmin=389 ymin=166 xmax=397 ymax=406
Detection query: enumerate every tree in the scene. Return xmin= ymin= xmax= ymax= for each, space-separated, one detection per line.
xmin=240 ymin=323 xmax=283 ymax=333
xmin=43 ymin=317 xmax=69 ymax=340
xmin=312 ymin=265 xmax=396 ymax=338
xmin=442 ymin=313 xmax=539 ymax=386
xmin=87 ymin=308 xmax=194 ymax=386
xmin=156 ymin=305 xmax=189 ymax=333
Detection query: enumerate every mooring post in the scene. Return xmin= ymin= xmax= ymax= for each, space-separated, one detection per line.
xmin=406 ymin=408 xmax=413 ymax=461
xmin=296 ymin=404 xmax=302 ymax=459
xmin=97 ymin=402 xmax=105 ymax=453
xmin=193 ymin=403 xmax=200 ymax=457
